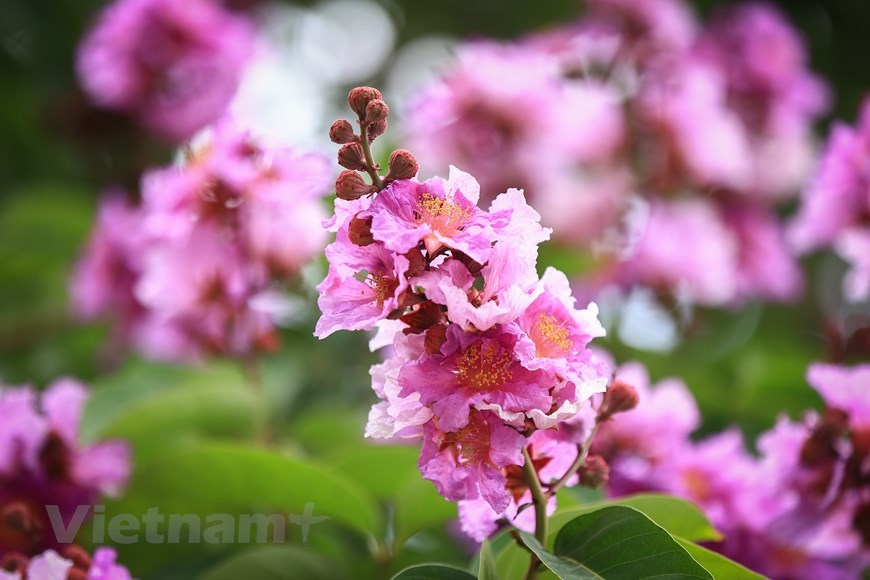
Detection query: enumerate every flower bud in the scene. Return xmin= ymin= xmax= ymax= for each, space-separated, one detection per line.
xmin=337 ymin=143 xmax=368 ymax=172
xmin=348 ymin=86 xmax=382 ymax=119
xmin=348 ymin=214 xmax=374 ymax=245
xmin=0 ymin=553 xmax=28 ymax=574
xmin=1 ymin=502 xmax=32 ymax=534
xmin=329 ymin=119 xmax=357 ymax=144
xmin=61 ymin=546 xmax=93 ymax=571
xmin=385 ymin=149 xmax=419 ymax=182
xmin=367 ymin=119 xmax=388 ymax=142
xmin=365 ymin=99 xmax=389 ymax=124
xmin=596 ymin=380 xmax=639 ymax=422
xmin=579 ymin=454 xmax=610 ymax=488
xmin=335 ymin=170 xmax=377 ymax=200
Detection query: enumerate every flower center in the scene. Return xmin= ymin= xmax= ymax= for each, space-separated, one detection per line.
xmin=455 ymin=343 xmax=513 ymax=391
xmin=365 ymin=273 xmax=397 ymax=307
xmin=447 ymin=420 xmax=490 ymax=464
xmin=415 ymin=192 xmax=473 ymax=238
xmin=531 ymin=313 xmax=572 ymax=358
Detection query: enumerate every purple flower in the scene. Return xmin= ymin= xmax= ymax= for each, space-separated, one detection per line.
xmin=399 ymin=325 xmax=554 ymax=432
xmin=807 ymin=363 xmax=870 ymax=428
xmin=419 ymin=410 xmax=526 ymax=512
xmin=0 ymin=380 xmax=130 ymax=557
xmin=77 ymin=0 xmax=255 ymax=141
xmin=369 ymin=168 xmax=495 ymax=263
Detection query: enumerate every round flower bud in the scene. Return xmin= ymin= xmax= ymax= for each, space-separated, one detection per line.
xmin=596 ymin=381 xmax=639 ymax=422
xmin=579 ymin=454 xmax=610 ymax=488
xmin=335 ymin=170 xmax=377 ymax=200
xmin=367 ymin=119 xmax=388 ymax=142
xmin=337 ymin=143 xmax=368 ymax=172
xmin=348 ymin=214 xmax=375 ymax=245
xmin=365 ymin=99 xmax=389 ymax=124
xmin=348 ymin=86 xmax=383 ymax=119
xmin=386 ymin=149 xmax=419 ymax=182
xmin=329 ymin=119 xmax=357 ymax=144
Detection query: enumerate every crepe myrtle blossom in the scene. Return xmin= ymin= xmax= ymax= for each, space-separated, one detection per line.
xmin=0 ymin=546 xmax=131 ymax=580
xmin=596 ymin=361 xmax=870 ymax=577
xmin=790 ymin=97 xmax=870 ymax=302
xmin=316 ymin=87 xmax=621 ymax=520
xmin=73 ymin=123 xmax=331 ymax=361
xmin=0 ymin=380 xmax=130 ymax=560
xmin=77 ymin=0 xmax=254 ymax=141
xmin=404 ymin=2 xmax=823 ymax=312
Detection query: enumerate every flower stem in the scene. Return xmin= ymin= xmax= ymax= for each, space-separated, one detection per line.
xmin=545 ymin=422 xmax=601 ymax=499
xmin=359 ymin=124 xmax=385 ymax=190
xmin=522 ymin=446 xmax=548 ymax=580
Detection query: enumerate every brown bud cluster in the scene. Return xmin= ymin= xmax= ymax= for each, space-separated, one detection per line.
xmin=579 ymin=454 xmax=610 ymax=488
xmin=335 ymin=170 xmax=377 ymax=200
xmin=596 ymin=381 xmax=639 ymax=423
xmin=348 ymin=214 xmax=374 ymax=245
xmin=348 ymin=86 xmax=382 ymax=119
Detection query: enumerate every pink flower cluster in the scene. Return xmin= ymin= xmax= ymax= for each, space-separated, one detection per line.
xmin=592 ymin=360 xmax=870 ymax=578
xmin=319 ymin=165 xmax=610 ymax=514
xmin=72 ymin=123 xmax=332 ymax=361
xmin=790 ymin=96 xmax=870 ymax=302
xmin=1 ymin=547 xmax=130 ymax=580
xmin=405 ymin=0 xmax=827 ymax=307
xmin=0 ymin=379 xmax=130 ymax=566
xmin=77 ymin=0 xmax=255 ymax=141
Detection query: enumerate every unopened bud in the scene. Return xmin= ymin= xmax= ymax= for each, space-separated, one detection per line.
xmin=348 ymin=86 xmax=382 ymax=119
xmin=367 ymin=119 xmax=388 ymax=142
xmin=0 ymin=553 xmax=28 ymax=574
xmin=348 ymin=214 xmax=374 ymax=246
xmin=596 ymin=381 xmax=639 ymax=422
xmin=579 ymin=455 xmax=610 ymax=488
xmin=61 ymin=546 xmax=92 ymax=571
xmin=365 ymin=99 xmax=389 ymax=124
xmin=385 ymin=149 xmax=419 ymax=182
xmin=329 ymin=120 xmax=357 ymax=144
xmin=337 ymin=144 xmax=368 ymax=172
xmin=2 ymin=502 xmax=32 ymax=533
xmin=335 ymin=170 xmax=377 ymax=200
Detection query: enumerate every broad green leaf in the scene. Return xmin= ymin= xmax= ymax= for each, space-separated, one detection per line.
xmin=549 ymin=494 xmax=721 ymax=543
xmin=97 ymin=381 xmax=266 ymax=464
xmin=391 ymin=563 xmax=477 ymax=580
xmin=392 ymin=476 xmax=457 ymax=551
xmin=332 ymin=445 xmax=422 ymax=500
xmin=478 ymin=539 xmax=500 ymax=580
xmin=82 ymin=361 xmax=255 ymax=443
xmin=104 ymin=443 xmax=382 ymax=575
xmin=519 ymin=532 xmax=598 ymax=579
xmin=200 ymin=545 xmax=346 ymax=580
xmin=676 ymin=539 xmax=764 ymax=580
xmin=552 ymin=506 xmax=712 ymax=579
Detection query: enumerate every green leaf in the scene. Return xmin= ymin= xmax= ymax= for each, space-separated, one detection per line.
xmin=478 ymin=539 xmax=500 ymax=580
xmin=332 ymin=445 xmax=421 ymax=500
xmin=549 ymin=494 xmax=721 ymax=543
xmin=519 ymin=532 xmax=598 ymax=579
xmin=391 ymin=563 xmax=477 ymax=580
xmin=104 ymin=443 xmax=382 ymax=575
xmin=676 ymin=539 xmax=764 ymax=580
xmin=551 ymin=506 xmax=712 ymax=579
xmin=392 ymin=476 xmax=457 ymax=551
xmin=200 ymin=545 xmax=346 ymax=580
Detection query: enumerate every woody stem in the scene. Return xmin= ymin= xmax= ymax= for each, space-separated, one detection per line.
xmin=544 ymin=422 xmax=601 ymax=499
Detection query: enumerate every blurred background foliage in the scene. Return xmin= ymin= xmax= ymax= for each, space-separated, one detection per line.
xmin=1 ymin=0 xmax=870 ymax=577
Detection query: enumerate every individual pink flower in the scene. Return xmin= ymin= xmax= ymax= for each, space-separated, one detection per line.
xmin=369 ymin=168 xmax=495 ymax=263
xmin=0 ymin=380 xmax=130 ymax=557
xmin=807 ymin=362 xmax=870 ymax=428
xmin=314 ymin=233 xmax=410 ymax=338
xmin=618 ymin=199 xmax=740 ymax=306
xmin=77 ymin=0 xmax=255 ymax=141
xmin=418 ymin=410 xmax=526 ymax=512
xmin=398 ymin=325 xmax=554 ymax=432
